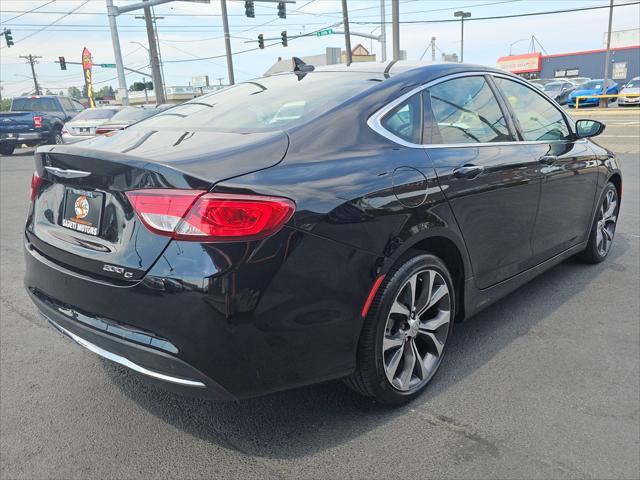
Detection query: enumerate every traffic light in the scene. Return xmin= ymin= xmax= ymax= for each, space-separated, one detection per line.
xmin=277 ymin=1 xmax=286 ymax=19
xmin=3 ymin=29 xmax=14 ymax=48
xmin=258 ymin=34 xmax=264 ymax=49
xmin=59 ymin=56 xmax=67 ymax=70
xmin=244 ymin=0 xmax=254 ymax=18
xmin=281 ymin=31 xmax=288 ymax=47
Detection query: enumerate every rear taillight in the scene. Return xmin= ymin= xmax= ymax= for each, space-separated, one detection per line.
xmin=30 ymin=172 xmax=41 ymax=201
xmin=126 ymin=189 xmax=295 ymax=242
xmin=33 ymin=116 xmax=42 ymax=128
xmin=61 ymin=127 xmax=69 ymax=135
xmin=95 ymin=128 xmax=111 ymax=135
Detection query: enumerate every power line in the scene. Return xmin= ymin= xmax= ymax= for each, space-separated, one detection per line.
xmin=1 ymin=0 xmax=90 ymax=47
xmin=0 ymin=0 xmax=57 ymax=25
xmin=351 ymin=1 xmax=640 ymax=24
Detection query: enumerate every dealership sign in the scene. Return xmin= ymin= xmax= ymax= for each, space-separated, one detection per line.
xmin=496 ymin=53 xmax=542 ymax=74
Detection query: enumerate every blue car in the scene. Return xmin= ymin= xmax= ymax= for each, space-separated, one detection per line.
xmin=568 ymin=79 xmax=619 ymax=107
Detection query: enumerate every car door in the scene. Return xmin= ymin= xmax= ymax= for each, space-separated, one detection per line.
xmin=423 ymin=74 xmax=545 ymax=289
xmin=493 ymin=76 xmax=599 ymax=262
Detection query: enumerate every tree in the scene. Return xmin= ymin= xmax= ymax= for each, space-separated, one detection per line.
xmin=96 ymin=85 xmax=115 ymax=98
xmin=67 ymin=86 xmax=82 ymax=99
xmin=59 ymin=90 xmax=64 ymax=96
xmin=45 ymin=89 xmax=54 ymax=95
xmin=1 ymin=98 xmax=11 ymax=111
xmin=129 ymin=81 xmax=153 ymax=92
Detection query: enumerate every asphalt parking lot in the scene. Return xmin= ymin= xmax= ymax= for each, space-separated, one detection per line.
xmin=1 ymin=109 xmax=639 ymax=479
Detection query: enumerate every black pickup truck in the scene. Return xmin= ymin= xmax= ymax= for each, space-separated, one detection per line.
xmin=0 ymin=95 xmax=85 ymax=156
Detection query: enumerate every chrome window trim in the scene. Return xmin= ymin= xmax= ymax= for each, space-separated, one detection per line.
xmin=367 ymin=70 xmax=579 ymax=149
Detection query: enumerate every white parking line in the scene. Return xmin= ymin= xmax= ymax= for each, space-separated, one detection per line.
xmin=597 ymin=135 xmax=640 ymax=138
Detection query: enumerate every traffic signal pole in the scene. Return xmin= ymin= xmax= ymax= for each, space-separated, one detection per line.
xmin=106 ymin=0 xmax=130 ymax=105
xmin=221 ymin=0 xmax=235 ymax=85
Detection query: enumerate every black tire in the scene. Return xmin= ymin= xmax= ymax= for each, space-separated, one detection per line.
xmin=578 ymin=182 xmax=619 ymax=264
xmin=49 ymin=130 xmax=63 ymax=146
xmin=345 ymin=253 xmax=455 ymax=405
xmin=0 ymin=143 xmax=15 ymax=156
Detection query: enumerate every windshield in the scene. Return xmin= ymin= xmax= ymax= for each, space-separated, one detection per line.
xmin=625 ymin=79 xmax=640 ymax=88
xmin=108 ymin=107 xmax=158 ymax=123
xmin=11 ymin=97 xmax=59 ymax=112
xmin=137 ymin=72 xmax=383 ymax=132
xmin=72 ymin=108 xmax=120 ymax=121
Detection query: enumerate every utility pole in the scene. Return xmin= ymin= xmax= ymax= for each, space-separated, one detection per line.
xmin=379 ymin=0 xmax=386 ymax=62
xmin=106 ymin=0 xmax=129 ymax=105
xmin=19 ymin=54 xmax=42 ymax=95
xmin=142 ymin=1 xmax=166 ymax=104
xmin=431 ymin=36 xmax=436 ymax=62
xmin=392 ymin=0 xmax=399 ymax=61
xmin=341 ymin=0 xmax=352 ymax=65
xmin=454 ymin=11 xmax=471 ymax=63
xmin=601 ymin=0 xmax=614 ymax=108
xmin=220 ymin=0 xmax=235 ymax=85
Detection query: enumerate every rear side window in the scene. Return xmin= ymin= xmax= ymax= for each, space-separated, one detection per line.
xmin=428 ymin=76 xmax=512 ymax=144
xmin=494 ymin=77 xmax=571 ymax=141
xmin=381 ymin=93 xmax=423 ymax=144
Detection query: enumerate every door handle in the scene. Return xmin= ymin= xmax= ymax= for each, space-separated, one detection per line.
xmin=453 ymin=165 xmax=484 ymax=179
xmin=538 ymin=155 xmax=558 ymax=165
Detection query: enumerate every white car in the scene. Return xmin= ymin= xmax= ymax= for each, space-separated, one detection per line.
xmin=618 ymin=77 xmax=640 ymax=106
xmin=61 ymin=107 xmax=123 ymax=144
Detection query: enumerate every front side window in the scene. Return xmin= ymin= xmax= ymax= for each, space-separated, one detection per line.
xmin=381 ymin=93 xmax=423 ymax=144
xmin=428 ymin=76 xmax=512 ymax=144
xmin=495 ymin=77 xmax=571 ymax=141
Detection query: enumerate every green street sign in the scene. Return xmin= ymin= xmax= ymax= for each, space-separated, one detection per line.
xmin=99 ymin=63 xmax=116 ymax=68
xmin=316 ymin=28 xmax=333 ymax=37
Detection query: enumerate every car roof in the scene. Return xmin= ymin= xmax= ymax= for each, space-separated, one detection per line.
xmin=266 ymin=61 xmax=516 ymax=86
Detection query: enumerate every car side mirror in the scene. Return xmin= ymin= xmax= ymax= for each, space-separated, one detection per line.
xmin=575 ymin=119 xmax=605 ymax=138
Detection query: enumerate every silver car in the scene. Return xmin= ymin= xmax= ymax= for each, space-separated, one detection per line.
xmin=618 ymin=77 xmax=640 ymax=106
xmin=61 ymin=107 xmax=123 ymax=144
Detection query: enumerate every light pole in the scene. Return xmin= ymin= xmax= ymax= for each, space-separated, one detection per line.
xmin=509 ymin=38 xmax=529 ymax=56
xmin=454 ymin=11 xmax=471 ymax=63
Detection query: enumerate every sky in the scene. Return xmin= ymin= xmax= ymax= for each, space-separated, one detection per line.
xmin=1 ymin=0 xmax=639 ymax=97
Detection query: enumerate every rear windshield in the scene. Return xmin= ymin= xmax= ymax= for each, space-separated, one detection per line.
xmin=136 ymin=72 xmax=383 ymax=132
xmin=72 ymin=108 xmax=120 ymax=121
xmin=544 ymin=82 xmax=565 ymax=91
xmin=12 ymin=97 xmax=59 ymax=112
xmin=109 ymin=107 xmax=159 ymax=123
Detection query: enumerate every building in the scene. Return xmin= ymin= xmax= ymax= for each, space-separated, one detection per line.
xmin=264 ymin=44 xmax=380 ymax=76
xmin=496 ymin=45 xmax=639 ymax=83
xmin=603 ymin=28 xmax=639 ymax=48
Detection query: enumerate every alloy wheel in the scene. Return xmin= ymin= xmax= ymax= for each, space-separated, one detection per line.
xmin=382 ymin=269 xmax=451 ymax=392
xmin=55 ymin=133 xmax=64 ymax=145
xmin=596 ymin=189 xmax=618 ymax=257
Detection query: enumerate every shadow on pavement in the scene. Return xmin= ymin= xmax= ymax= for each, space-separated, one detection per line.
xmin=105 ymin=236 xmax=630 ymax=459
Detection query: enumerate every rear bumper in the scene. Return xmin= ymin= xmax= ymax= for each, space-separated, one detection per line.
xmin=61 ymin=134 xmax=92 ymax=144
xmin=1 ymin=132 xmax=45 ymax=143
xmin=24 ymin=227 xmax=377 ymax=399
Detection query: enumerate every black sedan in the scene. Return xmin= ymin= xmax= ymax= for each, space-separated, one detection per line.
xmin=25 ymin=62 xmax=621 ymax=404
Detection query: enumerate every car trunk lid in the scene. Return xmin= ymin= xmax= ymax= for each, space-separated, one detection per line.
xmin=28 ymin=128 xmax=289 ymax=282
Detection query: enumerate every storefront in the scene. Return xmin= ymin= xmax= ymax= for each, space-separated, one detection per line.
xmin=496 ymin=45 xmax=639 ymax=83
